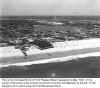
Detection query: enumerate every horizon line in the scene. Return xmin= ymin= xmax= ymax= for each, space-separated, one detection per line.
xmin=0 ymin=15 xmax=100 ymax=17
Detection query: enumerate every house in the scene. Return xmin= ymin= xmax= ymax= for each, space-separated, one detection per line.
xmin=33 ymin=39 xmax=53 ymax=50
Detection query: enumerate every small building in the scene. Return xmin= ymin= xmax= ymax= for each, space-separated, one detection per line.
xmin=33 ymin=39 xmax=53 ymax=50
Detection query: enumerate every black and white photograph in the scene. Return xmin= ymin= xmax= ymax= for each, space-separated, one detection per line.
xmin=0 ymin=0 xmax=100 ymax=78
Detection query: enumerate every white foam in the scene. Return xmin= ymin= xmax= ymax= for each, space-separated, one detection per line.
xmin=0 ymin=52 xmax=100 ymax=68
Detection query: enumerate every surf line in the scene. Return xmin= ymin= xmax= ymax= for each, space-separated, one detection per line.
xmin=0 ymin=51 xmax=100 ymax=68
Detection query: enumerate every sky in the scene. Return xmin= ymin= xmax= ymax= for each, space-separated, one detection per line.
xmin=0 ymin=0 xmax=100 ymax=16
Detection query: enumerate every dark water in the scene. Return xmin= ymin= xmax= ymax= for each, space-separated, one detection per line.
xmin=0 ymin=56 xmax=100 ymax=78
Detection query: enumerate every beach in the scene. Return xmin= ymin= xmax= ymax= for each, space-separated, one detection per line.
xmin=0 ymin=38 xmax=100 ymax=68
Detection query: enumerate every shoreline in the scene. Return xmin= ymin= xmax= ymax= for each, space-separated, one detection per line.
xmin=0 ymin=38 xmax=100 ymax=68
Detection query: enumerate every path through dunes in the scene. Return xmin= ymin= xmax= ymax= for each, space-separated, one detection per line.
xmin=0 ymin=38 xmax=100 ymax=67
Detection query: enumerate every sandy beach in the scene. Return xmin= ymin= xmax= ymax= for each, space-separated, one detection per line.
xmin=0 ymin=38 xmax=100 ymax=68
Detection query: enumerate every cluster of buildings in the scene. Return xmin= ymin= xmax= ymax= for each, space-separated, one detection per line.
xmin=0 ymin=19 xmax=100 ymax=47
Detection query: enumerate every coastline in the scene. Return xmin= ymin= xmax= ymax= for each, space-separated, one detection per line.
xmin=0 ymin=38 xmax=100 ymax=68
